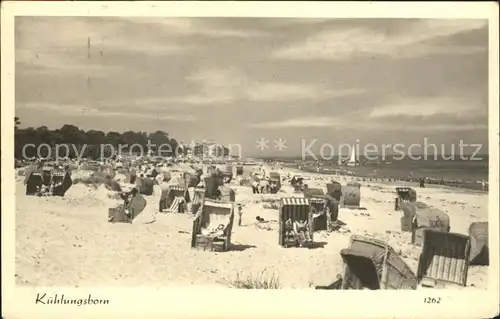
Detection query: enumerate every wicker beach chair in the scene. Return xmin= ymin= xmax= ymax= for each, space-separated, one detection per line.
xmin=161 ymin=170 xmax=172 ymax=183
xmin=400 ymin=202 xmax=450 ymax=246
xmin=138 ymin=177 xmax=154 ymax=196
xmin=188 ymin=187 xmax=206 ymax=215
xmin=339 ymin=235 xmax=418 ymax=290
xmin=417 ymin=230 xmax=471 ymax=288
xmin=291 ymin=176 xmax=305 ymax=192
xmin=206 ymin=165 xmax=217 ymax=176
xmin=303 ymin=187 xmax=324 ymax=198
xmin=25 ymin=171 xmax=43 ymax=196
xmin=278 ymin=197 xmax=314 ymax=248
xmin=239 ymin=177 xmax=252 ymax=187
xmin=50 ymin=169 xmax=73 ymax=197
xmin=221 ymin=165 xmax=233 ymax=184
xmin=191 ymin=199 xmax=234 ymax=252
xmin=183 ymin=172 xmax=202 ymax=188
xmin=394 ymin=187 xmax=417 ymax=211
xmin=326 ymin=195 xmax=340 ymax=224
xmin=303 ymin=188 xmax=329 ymax=231
xmin=326 ymin=181 xmax=342 ymax=201
xmin=159 ymin=185 xmax=190 ymax=213
xmin=41 ymin=168 xmax=52 ymax=187
xmin=468 ymin=222 xmax=488 ymax=266
xmin=219 ymin=185 xmax=236 ymax=203
xmin=309 ymin=197 xmax=329 ymax=231
xmin=235 ymin=165 xmax=244 ymax=176
xmin=108 ymin=192 xmax=147 ymax=223
xmin=204 ymin=176 xmax=224 ymax=200
xmin=342 ymin=182 xmax=361 ymax=208
xmin=268 ymin=172 xmax=281 ymax=194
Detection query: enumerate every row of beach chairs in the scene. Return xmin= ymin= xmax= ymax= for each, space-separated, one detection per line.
xmin=317 ymin=223 xmax=488 ymax=290
xmin=313 ymin=187 xmax=489 ymax=289
xmin=24 ymin=168 xmax=73 ymax=197
xmin=107 ymin=176 xmax=488 ymax=289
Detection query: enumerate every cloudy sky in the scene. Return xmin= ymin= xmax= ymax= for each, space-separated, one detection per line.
xmin=15 ymin=17 xmax=489 ymax=156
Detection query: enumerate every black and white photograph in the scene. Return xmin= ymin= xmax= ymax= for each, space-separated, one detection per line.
xmin=2 ymin=2 xmax=499 ymax=318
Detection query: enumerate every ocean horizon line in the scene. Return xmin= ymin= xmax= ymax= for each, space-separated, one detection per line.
xmin=251 ymin=154 xmax=490 ymax=160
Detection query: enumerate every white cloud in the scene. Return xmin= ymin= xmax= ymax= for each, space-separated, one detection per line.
xmin=272 ymin=19 xmax=487 ymax=60
xmin=16 ymin=49 xmax=120 ymax=77
xmin=250 ymin=117 xmax=341 ymax=128
xmin=163 ymin=67 xmax=363 ymax=105
xmin=127 ymin=18 xmax=270 ymax=38
xmin=244 ymin=83 xmax=362 ymax=102
xmin=17 ymin=102 xmax=196 ymax=122
xmin=16 ymin=17 xmax=189 ymax=75
xmin=249 ymin=115 xmax=487 ymax=131
xmin=368 ymin=96 xmax=487 ymax=118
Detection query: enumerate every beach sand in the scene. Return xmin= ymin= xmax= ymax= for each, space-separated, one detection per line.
xmin=15 ymin=165 xmax=489 ymax=289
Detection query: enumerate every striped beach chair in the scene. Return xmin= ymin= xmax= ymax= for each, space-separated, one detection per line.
xmin=279 ymin=197 xmax=314 ymax=248
xmin=189 ymin=187 xmax=206 ymax=214
xmin=417 ymin=230 xmax=471 ymax=288
xmin=159 ymin=185 xmax=190 ymax=213
xmin=191 ymin=199 xmax=235 ymax=252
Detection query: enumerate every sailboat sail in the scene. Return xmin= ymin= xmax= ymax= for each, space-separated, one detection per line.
xmin=349 ymin=147 xmax=356 ymax=163
xmin=346 ymin=146 xmax=358 ymax=167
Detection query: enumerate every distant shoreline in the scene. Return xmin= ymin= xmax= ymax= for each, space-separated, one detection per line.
xmin=292 ymin=166 xmax=489 ymax=192
xmin=256 ymin=155 xmax=490 ymax=161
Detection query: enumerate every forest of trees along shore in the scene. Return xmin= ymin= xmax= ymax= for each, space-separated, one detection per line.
xmin=14 ymin=117 xmax=183 ymax=159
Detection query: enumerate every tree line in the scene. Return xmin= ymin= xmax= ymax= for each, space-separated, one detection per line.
xmin=14 ymin=117 xmax=183 ymax=160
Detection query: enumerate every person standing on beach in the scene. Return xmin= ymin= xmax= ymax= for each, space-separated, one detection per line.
xmin=419 ymin=177 xmax=425 ymax=188
xmin=129 ymin=167 xmax=137 ymax=184
xmin=237 ymin=204 xmax=243 ymax=226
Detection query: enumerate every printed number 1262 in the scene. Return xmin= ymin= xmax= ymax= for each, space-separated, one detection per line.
xmin=424 ymin=297 xmax=441 ymax=304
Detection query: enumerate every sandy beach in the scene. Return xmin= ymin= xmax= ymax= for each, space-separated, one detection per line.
xmin=15 ymin=164 xmax=489 ymax=289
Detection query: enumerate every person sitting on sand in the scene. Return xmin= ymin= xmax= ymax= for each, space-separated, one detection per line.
xmin=38 ymin=184 xmax=50 ymax=197
xmin=123 ymin=188 xmax=139 ymax=219
xmin=293 ymin=220 xmax=311 ymax=247
xmin=259 ymin=180 xmax=267 ymax=194
xmin=201 ymin=223 xmax=226 ymax=238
